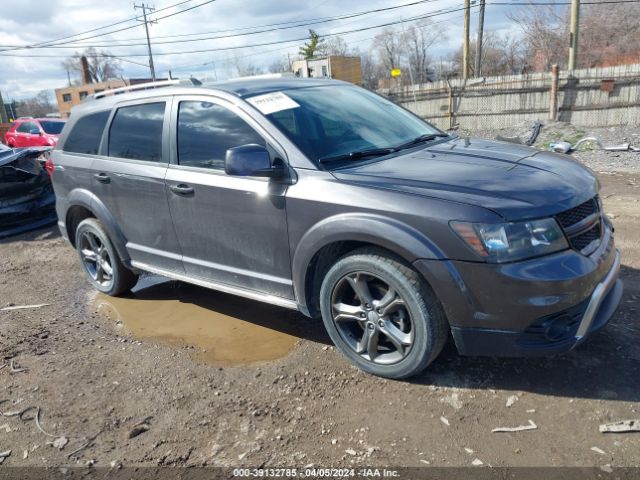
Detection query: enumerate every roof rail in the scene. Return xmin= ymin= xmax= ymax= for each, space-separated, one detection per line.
xmin=92 ymin=78 xmax=200 ymax=100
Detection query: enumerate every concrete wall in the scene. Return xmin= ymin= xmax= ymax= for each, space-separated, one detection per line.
xmin=382 ymin=64 xmax=640 ymax=130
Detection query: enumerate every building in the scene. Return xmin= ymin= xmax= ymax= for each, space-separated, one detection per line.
xmin=292 ymin=56 xmax=362 ymax=85
xmin=55 ymin=79 xmax=127 ymax=117
xmin=55 ymin=77 xmax=168 ymax=117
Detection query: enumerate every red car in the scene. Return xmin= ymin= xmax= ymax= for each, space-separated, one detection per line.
xmin=5 ymin=117 xmax=66 ymax=148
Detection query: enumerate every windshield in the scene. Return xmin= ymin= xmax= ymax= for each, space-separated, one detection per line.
xmin=40 ymin=121 xmax=65 ymax=134
xmin=255 ymin=85 xmax=442 ymax=166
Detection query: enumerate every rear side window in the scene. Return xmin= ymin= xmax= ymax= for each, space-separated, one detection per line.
xmin=109 ymin=102 xmax=165 ymax=162
xmin=177 ymin=101 xmax=264 ymax=170
xmin=63 ymin=110 xmax=110 ymax=155
xmin=40 ymin=121 xmax=65 ymax=134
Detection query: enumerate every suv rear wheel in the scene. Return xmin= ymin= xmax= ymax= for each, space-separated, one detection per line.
xmin=75 ymin=218 xmax=138 ymax=296
xmin=319 ymin=249 xmax=448 ymax=379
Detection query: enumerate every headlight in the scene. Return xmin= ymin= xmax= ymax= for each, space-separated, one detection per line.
xmin=450 ymin=218 xmax=568 ymax=263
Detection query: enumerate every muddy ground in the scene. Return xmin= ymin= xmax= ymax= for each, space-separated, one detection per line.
xmin=1 ymin=126 xmax=639 ymax=472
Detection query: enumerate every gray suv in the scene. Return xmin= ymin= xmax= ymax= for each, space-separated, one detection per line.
xmin=51 ymin=78 xmax=622 ymax=379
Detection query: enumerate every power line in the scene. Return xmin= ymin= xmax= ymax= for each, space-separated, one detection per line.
xmin=0 ymin=0 xmax=219 ymax=52
xmin=0 ymin=0 xmax=444 ymax=50
xmin=0 ymin=4 xmax=473 ymax=59
xmin=0 ymin=0 xmax=196 ymax=52
xmin=4 ymin=0 xmax=633 ymax=61
xmin=168 ymin=9 xmax=466 ymax=73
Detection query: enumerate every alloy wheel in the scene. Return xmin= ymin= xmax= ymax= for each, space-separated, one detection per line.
xmin=330 ymin=271 xmax=414 ymax=365
xmin=79 ymin=231 xmax=114 ymax=288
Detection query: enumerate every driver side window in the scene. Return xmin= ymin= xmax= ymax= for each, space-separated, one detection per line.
xmin=17 ymin=122 xmax=35 ymax=133
xmin=177 ymin=101 xmax=265 ymax=170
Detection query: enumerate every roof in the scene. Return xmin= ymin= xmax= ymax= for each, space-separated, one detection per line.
xmin=69 ymin=77 xmax=351 ymax=117
xmin=202 ymin=77 xmax=348 ymax=98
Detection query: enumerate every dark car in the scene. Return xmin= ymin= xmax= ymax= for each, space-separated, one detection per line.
xmin=50 ymin=78 xmax=622 ymax=378
xmin=0 ymin=147 xmax=57 ymax=238
xmin=5 ymin=117 xmax=66 ymax=148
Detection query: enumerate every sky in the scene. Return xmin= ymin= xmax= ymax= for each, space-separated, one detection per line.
xmin=0 ymin=0 xmax=524 ymax=101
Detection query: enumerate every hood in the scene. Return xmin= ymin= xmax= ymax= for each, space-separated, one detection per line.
xmin=332 ymin=137 xmax=599 ymax=221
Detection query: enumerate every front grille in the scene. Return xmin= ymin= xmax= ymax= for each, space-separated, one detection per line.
xmin=555 ymin=197 xmax=598 ymax=228
xmin=571 ymin=223 xmax=602 ymax=251
xmin=555 ymin=196 xmax=603 ymax=255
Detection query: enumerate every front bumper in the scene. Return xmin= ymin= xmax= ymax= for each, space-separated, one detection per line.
xmin=414 ymin=224 xmax=623 ymax=357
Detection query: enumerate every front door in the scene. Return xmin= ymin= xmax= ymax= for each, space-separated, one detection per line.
xmin=165 ymin=96 xmax=293 ymax=299
xmin=91 ymin=98 xmax=184 ymax=273
xmin=14 ymin=121 xmax=35 ymax=147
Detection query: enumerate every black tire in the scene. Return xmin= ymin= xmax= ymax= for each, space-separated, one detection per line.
xmin=319 ymin=248 xmax=448 ymax=379
xmin=75 ymin=218 xmax=138 ymax=296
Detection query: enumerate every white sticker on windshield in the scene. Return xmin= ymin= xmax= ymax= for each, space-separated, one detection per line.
xmin=247 ymin=92 xmax=300 ymax=115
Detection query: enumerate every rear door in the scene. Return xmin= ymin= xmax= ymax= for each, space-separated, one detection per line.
xmin=91 ymin=97 xmax=184 ymax=273
xmin=164 ymin=95 xmax=293 ymax=298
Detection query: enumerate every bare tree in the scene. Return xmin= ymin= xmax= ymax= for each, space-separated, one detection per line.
xmin=267 ymin=58 xmax=288 ymax=74
xmin=452 ymin=31 xmax=526 ymax=76
xmin=578 ymin=2 xmax=640 ymax=67
xmin=321 ymin=36 xmax=350 ymax=56
xmin=15 ymin=91 xmax=55 ymax=117
xmin=508 ymin=4 xmax=567 ymax=71
xmin=352 ymin=48 xmax=386 ymax=89
xmin=233 ymin=53 xmax=265 ymax=77
xmin=373 ymin=27 xmax=404 ymax=71
xmin=61 ymin=47 xmax=123 ymax=83
xmin=402 ymin=19 xmax=447 ymax=84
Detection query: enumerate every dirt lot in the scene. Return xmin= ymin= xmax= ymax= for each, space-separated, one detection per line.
xmin=1 ymin=126 xmax=639 ymax=472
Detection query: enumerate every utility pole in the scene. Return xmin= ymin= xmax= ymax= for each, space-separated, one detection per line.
xmin=475 ymin=0 xmax=485 ymax=77
xmin=462 ymin=0 xmax=471 ymax=79
xmin=568 ymin=0 xmax=580 ymax=71
xmin=135 ymin=3 xmax=157 ymax=81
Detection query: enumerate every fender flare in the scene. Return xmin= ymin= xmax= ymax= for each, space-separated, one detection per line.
xmin=291 ymin=213 xmax=445 ymax=313
xmin=66 ymin=188 xmax=130 ymax=263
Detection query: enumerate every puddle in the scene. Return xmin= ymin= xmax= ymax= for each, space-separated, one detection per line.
xmin=94 ymin=276 xmax=302 ymax=366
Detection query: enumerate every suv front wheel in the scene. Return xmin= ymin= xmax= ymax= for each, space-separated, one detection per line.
xmin=75 ymin=218 xmax=138 ymax=296
xmin=319 ymin=249 xmax=448 ymax=379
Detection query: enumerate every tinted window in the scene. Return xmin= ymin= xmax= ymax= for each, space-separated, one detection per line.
xmin=177 ymin=101 xmax=264 ymax=170
xmin=63 ymin=110 xmax=110 ymax=155
xmin=40 ymin=121 xmax=65 ymax=134
xmin=109 ymin=102 xmax=165 ymax=162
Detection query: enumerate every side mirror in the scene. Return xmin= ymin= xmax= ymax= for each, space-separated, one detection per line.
xmin=225 ymin=144 xmax=286 ymax=178
xmin=30 ymin=128 xmax=41 ymax=135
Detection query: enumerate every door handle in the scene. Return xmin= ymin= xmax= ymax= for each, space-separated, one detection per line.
xmin=94 ymin=173 xmax=111 ymax=184
xmin=169 ymin=183 xmax=194 ymax=196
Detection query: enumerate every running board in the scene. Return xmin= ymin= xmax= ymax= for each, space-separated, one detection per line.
xmin=130 ymin=261 xmax=299 ymax=311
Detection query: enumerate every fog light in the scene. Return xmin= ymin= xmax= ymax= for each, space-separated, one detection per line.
xmin=545 ymin=314 xmax=576 ymax=341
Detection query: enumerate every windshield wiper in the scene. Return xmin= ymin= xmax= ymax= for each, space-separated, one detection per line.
xmin=318 ymin=133 xmax=449 ymax=165
xmin=393 ymin=133 xmax=449 ymax=151
xmin=318 ymin=147 xmax=395 ymax=165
